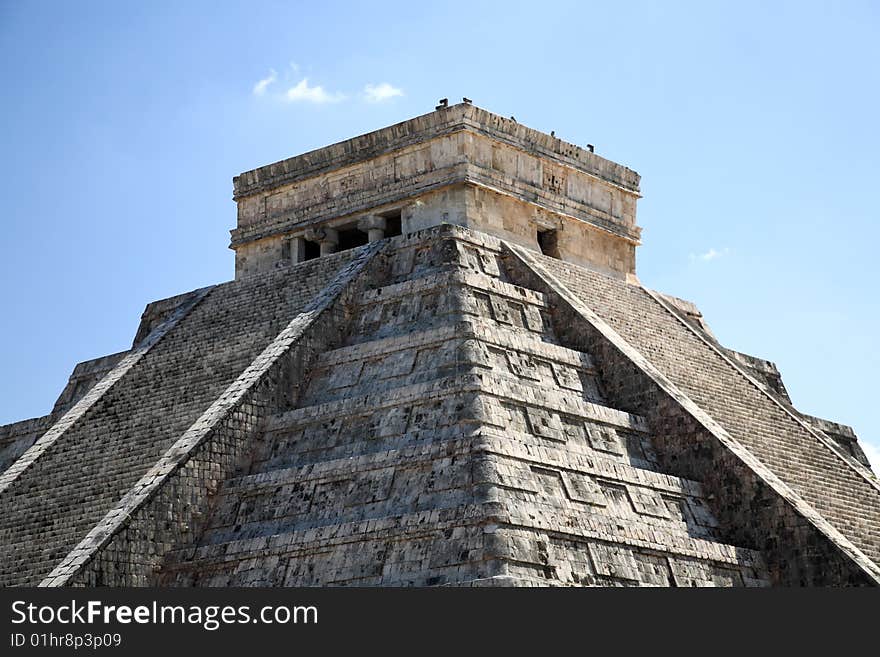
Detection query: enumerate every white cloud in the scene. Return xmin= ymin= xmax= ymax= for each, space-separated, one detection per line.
xmin=255 ymin=69 xmax=397 ymax=105
xmin=690 ymin=247 xmax=730 ymax=262
xmin=363 ymin=82 xmax=404 ymax=103
xmin=862 ymin=440 xmax=880 ymax=474
xmin=252 ymin=69 xmax=277 ymax=96
xmin=285 ymin=78 xmax=345 ymax=104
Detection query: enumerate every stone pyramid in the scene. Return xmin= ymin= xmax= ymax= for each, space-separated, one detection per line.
xmin=2 ymin=104 xmax=878 ymax=586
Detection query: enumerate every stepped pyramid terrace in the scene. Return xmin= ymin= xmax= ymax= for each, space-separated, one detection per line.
xmin=1 ymin=103 xmax=878 ymax=587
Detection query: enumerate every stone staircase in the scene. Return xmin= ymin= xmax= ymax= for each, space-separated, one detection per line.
xmin=0 ymin=250 xmax=360 ymax=586
xmin=535 ymin=254 xmax=880 ymax=569
xmin=159 ymin=228 xmax=769 ymax=587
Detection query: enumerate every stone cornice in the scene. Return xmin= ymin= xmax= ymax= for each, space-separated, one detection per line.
xmin=232 ymin=104 xmax=641 ymax=200
xmin=229 ymin=166 xmax=642 ymax=248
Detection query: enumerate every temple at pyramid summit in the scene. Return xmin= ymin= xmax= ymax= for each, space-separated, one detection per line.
xmin=3 ymin=102 xmax=880 ymax=587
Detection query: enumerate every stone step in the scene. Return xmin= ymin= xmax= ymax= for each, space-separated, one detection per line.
xmin=281 ymin=374 xmax=646 ymax=434
xmin=252 ymin=414 xmax=657 ymax=477
xmin=300 ymin=341 xmax=605 ymax=409
xmin=313 ymin=320 xmax=595 ymax=372
xmin=255 ymin=374 xmax=647 ymax=473
xmin=347 ymin=268 xmax=558 ymax=345
xmin=306 ymin=330 xmax=603 ymax=409
xmin=160 ymin=508 xmax=499 ymax=587
xmin=247 ymin=426 xmax=677 ymax=493
xmin=164 ymin=503 xmax=497 ymax=568
xmin=357 ymin=268 xmax=547 ymax=308
xmin=161 ymin=503 xmax=761 ymax=584
xmin=384 ymin=228 xmax=510 ymax=288
xmin=253 ymin=423 xmax=474 ymax=472
xmin=206 ymin=432 xmax=720 ymax=546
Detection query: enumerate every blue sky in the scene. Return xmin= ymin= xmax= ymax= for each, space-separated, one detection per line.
xmin=1 ymin=1 xmax=878 ymax=468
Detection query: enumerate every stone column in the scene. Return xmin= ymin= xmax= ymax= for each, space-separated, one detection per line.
xmin=358 ymin=214 xmax=387 ymax=242
xmin=304 ymin=227 xmax=339 ymax=256
xmin=289 ymin=236 xmax=307 ymax=264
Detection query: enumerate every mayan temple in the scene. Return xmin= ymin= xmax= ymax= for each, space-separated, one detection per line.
xmin=2 ymin=102 xmax=879 ymax=587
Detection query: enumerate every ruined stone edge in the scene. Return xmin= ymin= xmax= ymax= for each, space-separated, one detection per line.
xmin=643 ymin=287 xmax=880 ymax=491
xmin=232 ymin=105 xmax=641 ymax=200
xmin=0 ymin=286 xmax=215 ymax=497
xmin=229 ymin=166 xmax=641 ymax=250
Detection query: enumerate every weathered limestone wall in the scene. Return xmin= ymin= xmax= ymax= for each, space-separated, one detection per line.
xmin=799 ymin=414 xmax=872 ymax=470
xmin=0 ymin=417 xmax=51 ymax=474
xmin=407 ymin=185 xmax=635 ymax=277
xmin=131 ymin=291 xmax=205 ymax=348
xmin=1 ymin=351 xmax=130 ymax=475
xmin=235 ymin=131 xmax=637 ymax=237
xmin=49 ymin=351 xmax=129 ymax=417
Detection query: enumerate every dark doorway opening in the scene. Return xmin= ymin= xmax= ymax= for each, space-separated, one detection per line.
xmin=537 ymin=229 xmax=560 ymax=258
xmin=303 ymin=239 xmax=320 ymax=261
xmin=383 ymin=210 xmax=403 ymax=238
xmin=337 ymin=227 xmax=369 ymax=252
